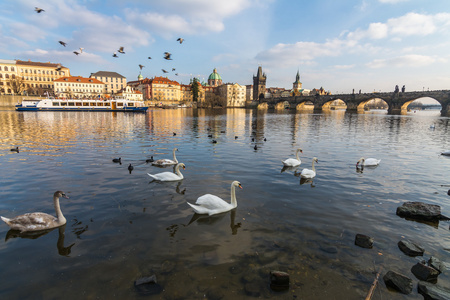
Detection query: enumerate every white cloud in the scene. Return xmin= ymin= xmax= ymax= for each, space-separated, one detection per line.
xmin=366 ymin=54 xmax=438 ymax=68
xmin=334 ymin=64 xmax=355 ymax=70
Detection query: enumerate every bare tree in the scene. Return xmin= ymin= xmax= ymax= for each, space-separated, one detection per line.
xmin=9 ymin=76 xmax=25 ymax=95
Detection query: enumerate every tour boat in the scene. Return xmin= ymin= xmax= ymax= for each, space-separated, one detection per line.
xmin=15 ymin=97 xmax=148 ymax=112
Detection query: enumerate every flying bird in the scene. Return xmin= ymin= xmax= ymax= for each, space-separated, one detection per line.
xmin=118 ymin=46 xmax=125 ymax=54
xmin=112 ymin=52 xmax=118 ymax=58
xmin=139 ymin=64 xmax=144 ymax=70
xmin=177 ymin=38 xmax=184 ymax=44
xmin=58 ymin=41 xmax=66 ymax=47
xmin=73 ymin=51 xmax=79 ymax=56
xmin=55 ymin=64 xmax=62 ymax=71
xmin=172 ymin=68 xmax=176 ymax=71
xmin=164 ymin=52 xmax=172 ymax=60
xmin=148 ymin=56 xmax=152 ymax=59
xmin=35 ymin=7 xmax=45 ymax=13
xmin=162 ymin=69 xmax=168 ymax=73
xmin=175 ymin=73 xmax=179 ymax=76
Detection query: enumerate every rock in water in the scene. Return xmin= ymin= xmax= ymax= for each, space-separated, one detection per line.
xmin=270 ymin=270 xmax=289 ymax=291
xmin=355 ymin=233 xmax=373 ymax=249
xmin=396 ymin=202 xmax=447 ymax=220
xmin=398 ymin=240 xmax=425 ymax=256
xmin=418 ymin=282 xmax=450 ymax=300
xmin=383 ymin=270 xmax=413 ymax=294
xmin=411 ymin=262 xmax=440 ymax=282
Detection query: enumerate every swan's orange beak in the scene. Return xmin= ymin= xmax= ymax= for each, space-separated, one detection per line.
xmin=238 ymin=184 xmax=243 ymax=189
xmin=183 ymin=166 xmax=185 ymax=170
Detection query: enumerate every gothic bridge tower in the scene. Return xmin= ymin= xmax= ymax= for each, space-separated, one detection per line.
xmin=253 ymin=66 xmax=266 ymax=101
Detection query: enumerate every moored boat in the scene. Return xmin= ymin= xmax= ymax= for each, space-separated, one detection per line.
xmin=15 ymin=97 xmax=148 ymax=112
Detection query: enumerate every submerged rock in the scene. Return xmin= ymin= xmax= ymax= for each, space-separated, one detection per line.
xmin=398 ymin=240 xmax=425 ymax=256
xmin=135 ymin=275 xmax=157 ymax=286
xmin=411 ymin=262 xmax=440 ymax=282
xmin=270 ymin=270 xmax=289 ymax=291
xmin=418 ymin=281 xmax=450 ymax=300
xmin=383 ymin=270 xmax=413 ymax=295
xmin=355 ymin=234 xmax=373 ymax=249
xmin=396 ymin=202 xmax=449 ymax=221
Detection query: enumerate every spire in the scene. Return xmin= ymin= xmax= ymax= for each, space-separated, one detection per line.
xmin=295 ymin=70 xmax=300 ymax=83
xmin=257 ymin=66 xmax=264 ymax=79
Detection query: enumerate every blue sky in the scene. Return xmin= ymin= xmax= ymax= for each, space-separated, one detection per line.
xmin=1 ymin=0 xmax=449 ymax=94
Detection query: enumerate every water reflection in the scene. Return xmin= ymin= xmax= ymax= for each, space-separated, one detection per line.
xmin=5 ymin=224 xmax=75 ymax=256
xmin=187 ymin=209 xmax=241 ymax=235
xmin=280 ymin=165 xmax=299 ymax=173
xmin=299 ymin=177 xmax=315 ymax=187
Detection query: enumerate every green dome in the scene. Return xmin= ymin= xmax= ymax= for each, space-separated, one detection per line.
xmin=208 ymin=68 xmax=222 ymax=81
xmin=138 ymin=74 xmax=143 ymax=80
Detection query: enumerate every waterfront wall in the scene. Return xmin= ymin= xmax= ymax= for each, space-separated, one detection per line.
xmin=0 ymin=95 xmax=43 ymax=108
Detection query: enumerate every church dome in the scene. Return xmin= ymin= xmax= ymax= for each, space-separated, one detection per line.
xmin=138 ymin=74 xmax=143 ymax=80
xmin=208 ymin=68 xmax=222 ymax=81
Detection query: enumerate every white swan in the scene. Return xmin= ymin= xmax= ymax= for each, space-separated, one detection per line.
xmin=282 ymin=148 xmax=303 ymax=167
xmin=356 ymin=157 xmax=381 ymax=166
xmin=300 ymin=157 xmax=319 ymax=178
xmin=1 ymin=191 xmax=69 ymax=232
xmin=441 ymin=150 xmax=450 ymax=156
xmin=152 ymin=148 xmax=178 ymax=166
xmin=187 ymin=181 xmax=242 ymax=216
xmin=148 ymin=163 xmax=185 ymax=181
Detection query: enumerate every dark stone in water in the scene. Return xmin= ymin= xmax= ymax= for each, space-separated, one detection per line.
xmin=270 ymin=270 xmax=289 ymax=291
xmin=429 ymin=256 xmax=446 ymax=274
xmin=411 ymin=262 xmax=440 ymax=282
xmin=396 ymin=202 xmax=449 ymax=221
xmin=383 ymin=270 xmax=412 ymax=295
xmin=354 ymin=233 xmax=373 ymax=249
xmin=418 ymin=281 xmax=450 ymax=300
xmin=135 ymin=274 xmax=157 ymax=286
xmin=134 ymin=274 xmax=162 ymax=296
xmin=398 ymin=240 xmax=424 ymax=256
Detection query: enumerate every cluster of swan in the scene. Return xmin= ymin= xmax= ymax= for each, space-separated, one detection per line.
xmin=2 ymin=146 xmax=385 ymax=232
xmin=282 ymin=148 xmax=381 ymax=179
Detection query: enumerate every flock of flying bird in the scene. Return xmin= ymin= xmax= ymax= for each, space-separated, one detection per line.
xmin=34 ymin=6 xmax=183 ymax=76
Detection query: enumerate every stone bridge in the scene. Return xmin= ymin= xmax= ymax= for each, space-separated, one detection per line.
xmin=256 ymin=90 xmax=450 ymax=116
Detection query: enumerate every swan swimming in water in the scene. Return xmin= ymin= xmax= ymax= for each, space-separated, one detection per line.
xmin=187 ymin=181 xmax=242 ymax=216
xmin=1 ymin=191 xmax=69 ymax=232
xmin=300 ymin=157 xmax=319 ymax=178
xmin=282 ymin=148 xmax=303 ymax=167
xmin=356 ymin=157 xmax=381 ymax=166
xmin=152 ymin=148 xmax=178 ymax=166
xmin=441 ymin=150 xmax=450 ymax=156
xmin=148 ymin=163 xmax=185 ymax=181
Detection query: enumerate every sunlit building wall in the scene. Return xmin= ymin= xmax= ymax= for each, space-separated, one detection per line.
xmin=54 ymin=76 xmax=105 ymax=98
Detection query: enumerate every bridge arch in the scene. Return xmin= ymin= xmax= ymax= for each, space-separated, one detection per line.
xmin=296 ymin=100 xmax=314 ymax=110
xmin=275 ymin=101 xmax=290 ymax=110
xmin=257 ymin=102 xmax=269 ymax=110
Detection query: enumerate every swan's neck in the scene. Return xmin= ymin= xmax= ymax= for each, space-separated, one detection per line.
xmin=296 ymin=150 xmax=300 ymax=161
xmin=173 ymin=149 xmax=178 ymax=163
xmin=53 ymin=196 xmax=66 ymax=224
xmin=230 ymin=184 xmax=237 ymax=208
xmin=175 ymin=165 xmax=184 ymax=179
xmin=311 ymin=160 xmax=316 ymax=172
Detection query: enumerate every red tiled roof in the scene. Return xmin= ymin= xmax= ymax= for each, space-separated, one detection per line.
xmin=152 ymin=76 xmax=179 ymax=85
xmin=16 ymin=60 xmax=66 ymax=68
xmin=54 ymin=76 xmax=104 ymax=84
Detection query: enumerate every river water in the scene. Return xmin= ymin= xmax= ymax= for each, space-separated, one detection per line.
xmin=0 ymin=107 xmax=449 ymax=299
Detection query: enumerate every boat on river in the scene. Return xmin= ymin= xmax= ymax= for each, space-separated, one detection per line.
xmin=15 ymin=97 xmax=148 ymax=112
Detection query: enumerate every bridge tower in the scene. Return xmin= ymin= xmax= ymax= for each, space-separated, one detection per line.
xmin=253 ymin=66 xmax=266 ymax=101
xmin=293 ymin=70 xmax=302 ymax=91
